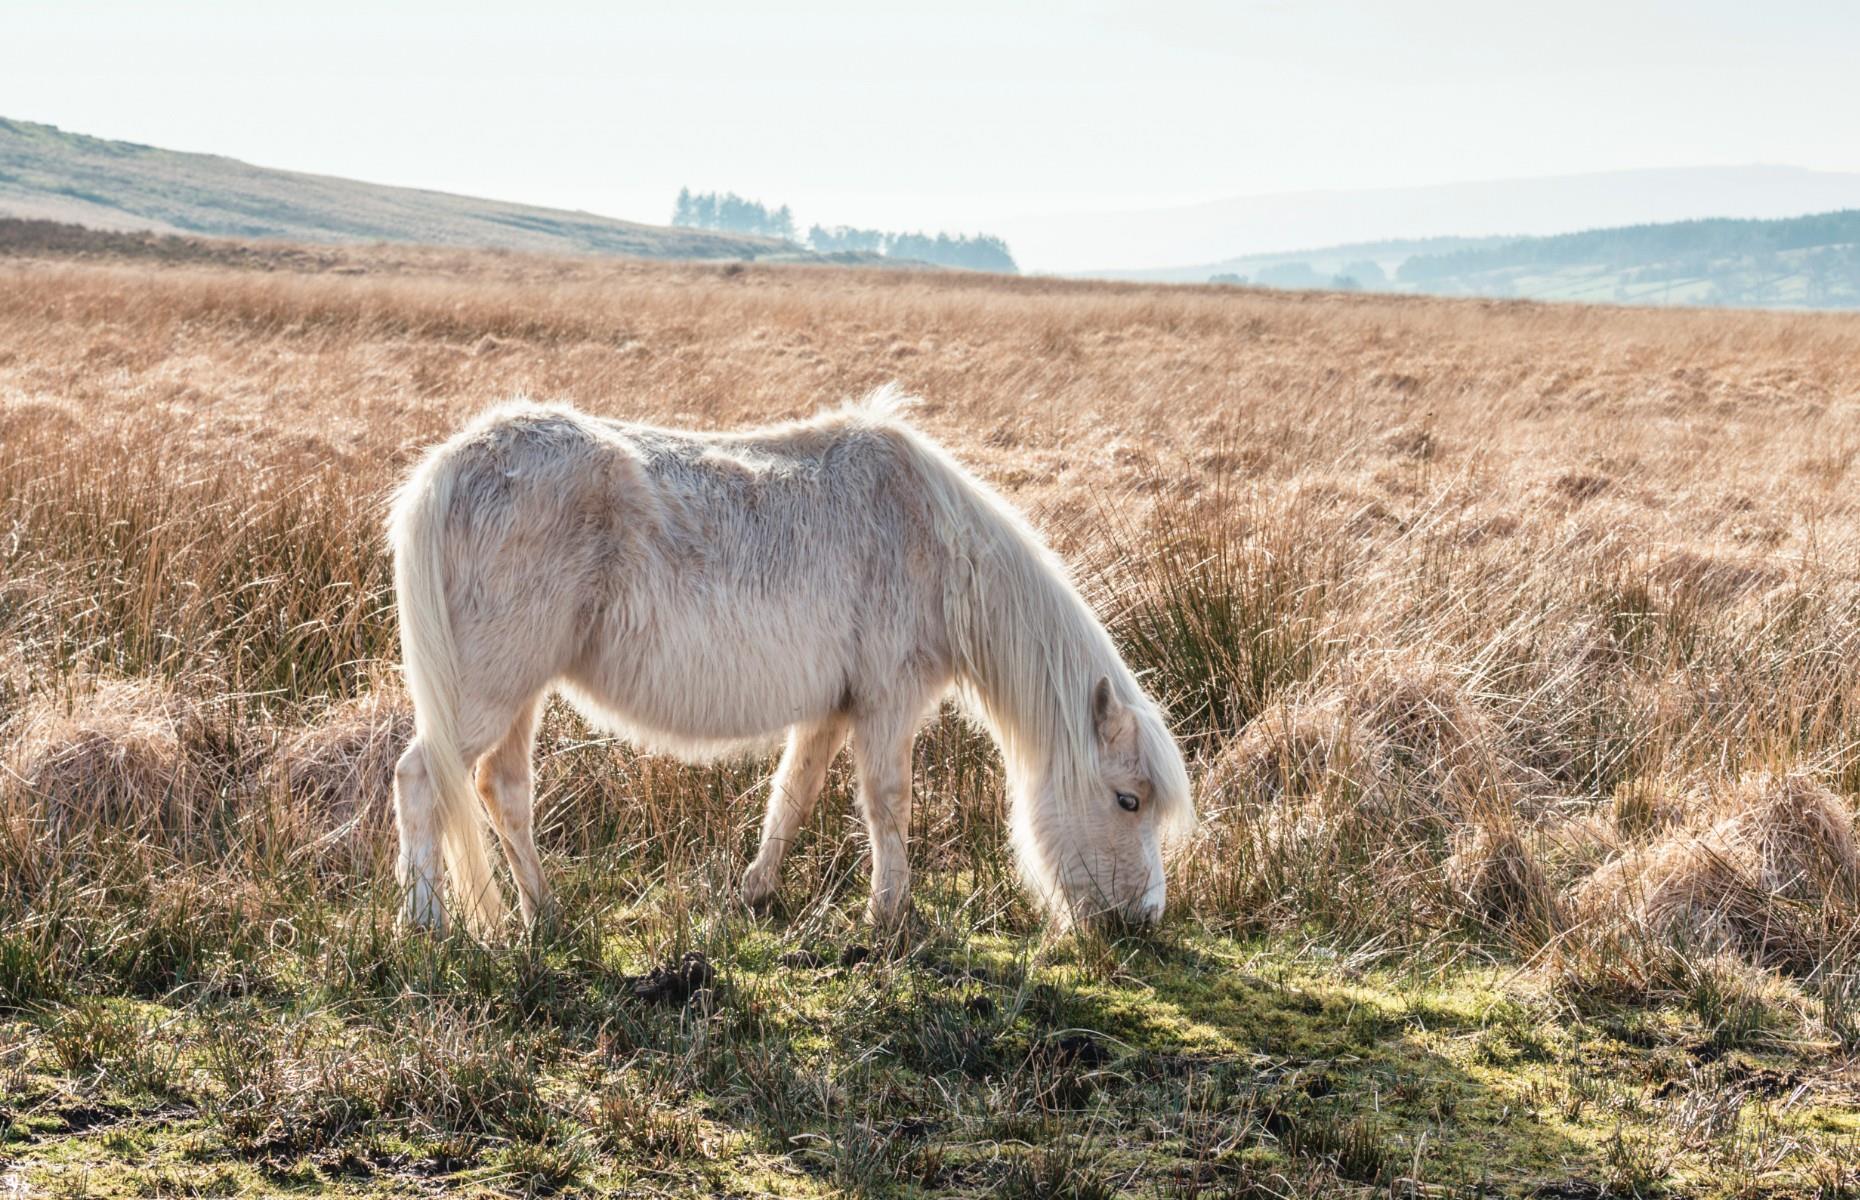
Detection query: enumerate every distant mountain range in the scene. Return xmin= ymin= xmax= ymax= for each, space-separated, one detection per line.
xmin=0 ymin=117 xmax=806 ymax=261
xmin=1094 ymin=209 xmax=1860 ymax=310
xmin=1025 ymin=166 xmax=1860 ymax=275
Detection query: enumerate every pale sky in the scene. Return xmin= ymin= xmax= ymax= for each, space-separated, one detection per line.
xmin=6 ymin=1 xmax=1859 ymax=250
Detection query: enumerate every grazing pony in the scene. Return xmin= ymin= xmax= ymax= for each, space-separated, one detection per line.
xmin=388 ymin=388 xmax=1194 ymax=934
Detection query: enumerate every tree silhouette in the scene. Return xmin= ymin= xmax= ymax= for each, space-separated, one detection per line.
xmin=677 ymin=190 xmax=1020 ymax=272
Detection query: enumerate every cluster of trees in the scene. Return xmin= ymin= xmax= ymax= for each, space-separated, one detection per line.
xmin=671 ymin=189 xmax=796 ymax=239
xmin=804 ymin=225 xmax=886 ymax=255
xmin=808 ymin=225 xmax=1017 ymax=272
xmin=668 ymin=189 xmax=1017 ymax=272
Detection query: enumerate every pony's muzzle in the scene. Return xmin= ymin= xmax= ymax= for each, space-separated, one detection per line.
xmin=1130 ymin=882 xmax=1166 ymax=926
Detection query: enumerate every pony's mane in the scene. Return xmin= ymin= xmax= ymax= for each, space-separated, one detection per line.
xmin=859 ymin=389 xmax=1195 ymax=898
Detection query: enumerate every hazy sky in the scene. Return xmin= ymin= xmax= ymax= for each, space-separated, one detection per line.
xmin=7 ymin=1 xmax=1859 ymax=249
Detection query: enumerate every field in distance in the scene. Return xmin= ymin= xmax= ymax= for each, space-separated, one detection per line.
xmin=2 ymin=231 xmax=1859 ymax=1197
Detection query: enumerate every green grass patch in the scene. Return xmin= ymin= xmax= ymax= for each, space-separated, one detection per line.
xmin=7 ymin=861 xmax=1857 ymax=1198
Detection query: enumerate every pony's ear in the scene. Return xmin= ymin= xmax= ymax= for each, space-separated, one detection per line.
xmin=1092 ymin=676 xmax=1134 ymax=745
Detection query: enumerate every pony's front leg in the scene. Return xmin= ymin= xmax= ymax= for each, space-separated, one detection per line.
xmin=852 ymin=715 xmax=915 ymax=929
xmin=743 ymin=716 xmax=849 ymax=909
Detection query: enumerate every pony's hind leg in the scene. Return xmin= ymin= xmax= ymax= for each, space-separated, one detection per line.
xmin=742 ymin=716 xmax=850 ymax=910
xmin=476 ymin=697 xmax=552 ymax=927
xmin=394 ymin=672 xmax=554 ymax=935
xmin=852 ymin=711 xmax=917 ymax=929
xmin=393 ymin=742 xmax=447 ymax=930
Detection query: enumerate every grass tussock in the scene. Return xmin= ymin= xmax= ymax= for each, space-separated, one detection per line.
xmin=1576 ymin=772 xmax=1859 ymax=973
xmin=4 ymin=243 xmax=1860 ymax=1196
xmin=264 ymin=687 xmax=413 ymax=830
xmin=1190 ymin=655 xmax=1568 ymax=946
xmin=1443 ymin=821 xmax=1569 ymax=944
xmin=3 ymin=677 xmax=233 ymax=846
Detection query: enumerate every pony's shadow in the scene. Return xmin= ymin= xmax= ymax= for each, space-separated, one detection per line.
xmin=725 ymin=926 xmax=1606 ymax=1194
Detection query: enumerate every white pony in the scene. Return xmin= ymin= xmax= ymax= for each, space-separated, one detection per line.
xmin=387 ymin=388 xmax=1193 ymax=935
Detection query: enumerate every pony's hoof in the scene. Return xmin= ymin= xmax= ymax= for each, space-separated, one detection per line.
xmin=741 ymin=862 xmax=779 ymax=911
xmin=864 ymin=896 xmax=911 ymax=931
xmin=521 ymin=901 xmax=564 ymax=942
xmin=400 ymin=908 xmax=448 ymax=937
xmin=398 ymin=895 xmax=448 ymax=935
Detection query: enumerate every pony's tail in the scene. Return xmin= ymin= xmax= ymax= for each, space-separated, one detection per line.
xmin=390 ymin=456 xmax=506 ymax=936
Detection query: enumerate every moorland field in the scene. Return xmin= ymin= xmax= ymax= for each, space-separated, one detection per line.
xmin=2 ymin=235 xmax=1859 ymax=1198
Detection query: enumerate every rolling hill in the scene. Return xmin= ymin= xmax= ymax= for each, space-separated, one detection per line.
xmin=1095 ymin=209 xmax=1860 ymax=310
xmin=0 ymin=116 xmax=792 ymax=261
xmin=1393 ymin=209 xmax=1860 ymax=307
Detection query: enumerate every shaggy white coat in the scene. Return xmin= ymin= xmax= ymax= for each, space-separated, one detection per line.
xmin=388 ymin=388 xmax=1194 ymax=934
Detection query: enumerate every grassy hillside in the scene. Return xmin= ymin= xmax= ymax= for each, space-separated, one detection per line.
xmin=1139 ymin=210 xmax=1860 ymax=310
xmin=2 ymin=242 xmax=1859 ymax=1197
xmin=1396 ymin=210 xmax=1860 ymax=307
xmin=0 ymin=117 xmax=799 ymax=261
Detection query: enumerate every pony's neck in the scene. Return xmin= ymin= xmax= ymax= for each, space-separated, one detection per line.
xmin=946 ymin=501 xmax=1124 ymax=803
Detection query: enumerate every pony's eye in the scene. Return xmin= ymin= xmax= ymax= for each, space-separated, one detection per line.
xmin=1115 ymin=792 xmax=1140 ymax=813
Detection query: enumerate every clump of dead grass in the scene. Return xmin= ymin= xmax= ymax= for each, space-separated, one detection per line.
xmin=254 ymin=687 xmax=414 ymax=881
xmin=1205 ymin=684 xmax=1386 ymax=813
xmin=1443 ymin=821 xmax=1569 ymax=943
xmin=264 ymin=687 xmax=412 ymax=831
xmin=1575 ymin=772 xmax=1859 ymax=974
xmin=1211 ymin=654 xmax=1544 ymax=827
xmin=1 ymin=676 xmax=235 ymax=844
xmin=1194 ymin=655 xmax=1564 ymax=941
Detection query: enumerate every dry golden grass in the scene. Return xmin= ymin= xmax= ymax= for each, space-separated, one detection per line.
xmin=4 ymin=242 xmax=1860 ymax=1196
